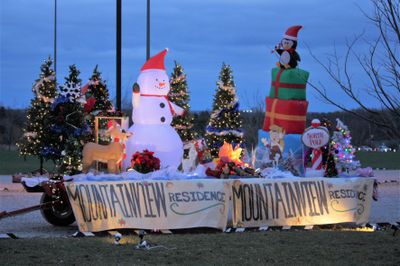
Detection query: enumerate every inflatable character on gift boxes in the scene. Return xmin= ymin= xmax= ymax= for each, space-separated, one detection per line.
xmin=264 ymin=25 xmax=309 ymax=135
xmin=123 ymin=49 xmax=185 ymax=170
xmin=257 ymin=25 xmax=309 ymax=175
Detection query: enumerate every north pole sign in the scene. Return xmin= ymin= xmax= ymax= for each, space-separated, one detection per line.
xmin=301 ymin=119 xmax=330 ymax=149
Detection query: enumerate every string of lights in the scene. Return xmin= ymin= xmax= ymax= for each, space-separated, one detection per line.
xmin=168 ymin=62 xmax=197 ymax=143
xmin=331 ymin=118 xmax=360 ymax=173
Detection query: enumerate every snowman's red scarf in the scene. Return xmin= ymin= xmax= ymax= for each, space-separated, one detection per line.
xmin=140 ymin=94 xmax=176 ymax=115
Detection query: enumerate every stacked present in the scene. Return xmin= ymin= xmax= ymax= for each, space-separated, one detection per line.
xmin=263 ymin=67 xmax=309 ymax=134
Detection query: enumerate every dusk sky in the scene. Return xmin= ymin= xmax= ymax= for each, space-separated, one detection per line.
xmin=1 ymin=0 xmax=378 ymax=112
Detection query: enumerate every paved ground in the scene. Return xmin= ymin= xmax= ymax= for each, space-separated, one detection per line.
xmin=0 ymin=171 xmax=399 ymax=238
xmin=369 ymin=170 xmax=400 ymax=223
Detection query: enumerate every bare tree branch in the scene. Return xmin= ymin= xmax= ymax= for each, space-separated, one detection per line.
xmin=308 ymin=0 xmax=400 ymax=139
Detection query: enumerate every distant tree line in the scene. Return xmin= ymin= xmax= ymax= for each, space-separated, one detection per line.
xmin=0 ymin=107 xmax=25 ymax=150
xmin=1 ymin=106 xmax=398 ymax=151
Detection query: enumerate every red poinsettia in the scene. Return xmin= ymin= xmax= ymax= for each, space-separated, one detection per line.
xmin=130 ymin=149 xmax=160 ymax=173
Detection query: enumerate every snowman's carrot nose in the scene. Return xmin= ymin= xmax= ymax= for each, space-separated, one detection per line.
xmin=159 ymin=82 xmax=166 ymax=87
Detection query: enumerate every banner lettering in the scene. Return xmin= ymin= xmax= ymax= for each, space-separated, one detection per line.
xmin=232 ymin=178 xmax=374 ymax=227
xmin=66 ymin=179 xmax=230 ymax=232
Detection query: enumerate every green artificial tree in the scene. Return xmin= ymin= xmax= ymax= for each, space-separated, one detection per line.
xmin=84 ymin=65 xmax=113 ymax=115
xmin=205 ymin=63 xmax=243 ymax=157
xmin=83 ymin=65 xmax=114 ymax=141
xmin=51 ymin=65 xmax=90 ymax=175
xmin=168 ymin=61 xmax=197 ymax=143
xmin=17 ymin=58 xmax=58 ymax=171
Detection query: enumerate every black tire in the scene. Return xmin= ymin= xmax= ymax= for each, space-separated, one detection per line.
xmin=40 ymin=193 xmax=75 ymax=226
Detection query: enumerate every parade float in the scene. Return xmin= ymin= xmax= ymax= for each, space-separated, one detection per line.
xmin=0 ymin=27 xmax=376 ymax=233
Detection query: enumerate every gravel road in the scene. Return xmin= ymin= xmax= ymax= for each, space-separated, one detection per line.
xmin=0 ymin=171 xmax=399 ymax=238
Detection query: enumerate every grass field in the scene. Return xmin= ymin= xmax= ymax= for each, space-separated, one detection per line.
xmin=0 ymin=150 xmax=398 ymax=175
xmin=0 ymin=150 xmax=56 ymax=175
xmin=1 ymin=231 xmax=399 ymax=265
xmin=356 ymin=151 xmax=400 ymax=170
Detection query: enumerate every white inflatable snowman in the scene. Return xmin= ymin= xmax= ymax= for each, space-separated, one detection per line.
xmin=123 ymin=49 xmax=184 ymax=170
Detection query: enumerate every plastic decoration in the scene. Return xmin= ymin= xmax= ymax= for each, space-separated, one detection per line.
xmin=123 ymin=49 xmax=184 ymax=170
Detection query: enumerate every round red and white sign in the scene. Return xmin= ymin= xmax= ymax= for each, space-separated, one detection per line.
xmin=302 ymin=127 xmax=330 ymax=149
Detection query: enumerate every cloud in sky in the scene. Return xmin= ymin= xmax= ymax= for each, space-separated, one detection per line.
xmin=0 ymin=0 xmax=379 ymax=112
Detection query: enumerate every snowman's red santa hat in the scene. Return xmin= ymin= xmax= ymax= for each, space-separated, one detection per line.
xmin=283 ymin=25 xmax=303 ymax=41
xmin=140 ymin=48 xmax=168 ymax=71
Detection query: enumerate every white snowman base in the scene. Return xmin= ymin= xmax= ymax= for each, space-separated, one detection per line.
xmin=122 ymin=124 xmax=183 ymax=171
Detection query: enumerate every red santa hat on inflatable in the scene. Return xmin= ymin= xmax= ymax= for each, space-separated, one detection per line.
xmin=140 ymin=48 xmax=168 ymax=71
xmin=283 ymin=25 xmax=303 ymax=41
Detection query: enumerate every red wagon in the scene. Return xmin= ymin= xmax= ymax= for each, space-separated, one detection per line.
xmin=0 ymin=178 xmax=75 ymax=226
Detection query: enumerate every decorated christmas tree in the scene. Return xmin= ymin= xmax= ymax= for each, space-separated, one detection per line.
xmin=82 ymin=65 xmax=114 ymax=141
xmin=168 ymin=61 xmax=197 ymax=143
xmin=58 ymin=65 xmax=84 ymax=103
xmin=17 ymin=58 xmax=59 ymax=165
xmin=83 ymin=65 xmax=113 ymax=116
xmin=51 ymin=65 xmax=90 ymax=175
xmin=331 ymin=118 xmax=360 ymax=173
xmin=205 ymin=63 xmax=243 ymax=157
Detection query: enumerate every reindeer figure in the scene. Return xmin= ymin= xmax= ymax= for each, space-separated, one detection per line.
xmin=106 ymin=120 xmax=130 ymax=142
xmin=82 ymin=120 xmax=132 ymax=174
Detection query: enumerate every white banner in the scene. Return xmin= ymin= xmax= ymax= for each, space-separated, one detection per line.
xmin=232 ymin=178 xmax=374 ymax=227
xmin=66 ymin=179 xmax=230 ymax=232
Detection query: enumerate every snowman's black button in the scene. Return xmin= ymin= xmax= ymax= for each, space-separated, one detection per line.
xmin=160 ymin=117 xmax=166 ymax=122
xmin=160 ymin=102 xmax=165 ymax=108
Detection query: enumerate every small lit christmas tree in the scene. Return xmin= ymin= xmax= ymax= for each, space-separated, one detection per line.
xmin=325 ymin=151 xmax=338 ymax=177
xmin=320 ymin=117 xmax=338 ymax=177
xmin=168 ymin=61 xmax=197 ymax=143
xmin=205 ymin=63 xmax=243 ymax=157
xmin=331 ymin=118 xmax=360 ymax=173
xmin=17 ymin=58 xmax=59 ymax=166
xmin=51 ymin=65 xmax=90 ymax=175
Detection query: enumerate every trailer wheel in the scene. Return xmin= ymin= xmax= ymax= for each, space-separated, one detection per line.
xmin=40 ymin=193 xmax=75 ymax=226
